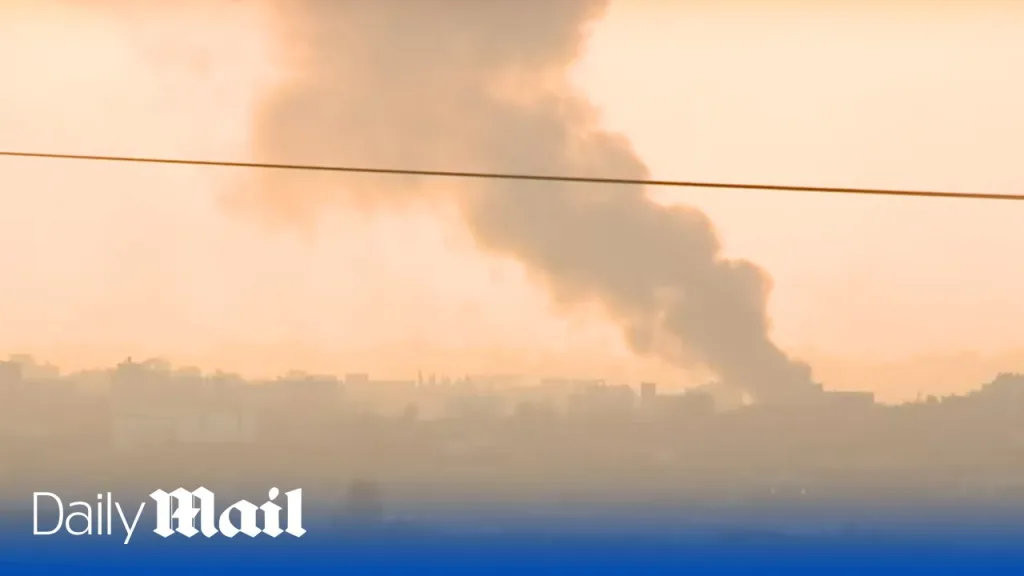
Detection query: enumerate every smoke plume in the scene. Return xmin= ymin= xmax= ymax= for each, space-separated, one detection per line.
xmin=244 ymin=0 xmax=815 ymax=403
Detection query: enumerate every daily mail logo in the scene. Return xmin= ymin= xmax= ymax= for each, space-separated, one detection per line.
xmin=33 ymin=487 xmax=306 ymax=544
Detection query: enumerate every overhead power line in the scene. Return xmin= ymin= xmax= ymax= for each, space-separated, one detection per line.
xmin=1 ymin=150 xmax=1021 ymax=202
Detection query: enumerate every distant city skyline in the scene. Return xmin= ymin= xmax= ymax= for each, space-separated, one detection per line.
xmin=3 ymin=353 xmax=1022 ymax=511
xmin=2 ymin=342 xmax=1022 ymax=404
xmin=1 ymin=1 xmax=1022 ymax=401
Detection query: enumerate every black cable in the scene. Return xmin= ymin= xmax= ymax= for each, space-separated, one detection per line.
xmin=1 ymin=150 xmax=1020 ymax=202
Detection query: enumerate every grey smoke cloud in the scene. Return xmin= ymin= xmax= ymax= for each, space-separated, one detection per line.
xmin=245 ymin=0 xmax=814 ymax=403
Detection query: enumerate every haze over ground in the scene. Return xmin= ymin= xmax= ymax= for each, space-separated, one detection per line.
xmin=0 ymin=1 xmax=1022 ymax=402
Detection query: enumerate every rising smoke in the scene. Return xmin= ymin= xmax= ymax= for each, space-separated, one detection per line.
xmin=242 ymin=0 xmax=815 ymax=403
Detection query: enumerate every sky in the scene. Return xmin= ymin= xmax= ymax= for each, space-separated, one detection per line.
xmin=0 ymin=0 xmax=1021 ymax=400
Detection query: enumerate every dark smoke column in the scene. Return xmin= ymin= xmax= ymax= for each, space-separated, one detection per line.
xmin=246 ymin=0 xmax=816 ymax=404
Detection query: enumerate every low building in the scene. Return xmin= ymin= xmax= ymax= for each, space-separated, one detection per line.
xmin=651 ymin=391 xmax=715 ymax=420
xmin=819 ymin=390 xmax=875 ymax=409
xmin=640 ymin=382 xmax=658 ymax=408
xmin=567 ymin=383 xmax=635 ymax=417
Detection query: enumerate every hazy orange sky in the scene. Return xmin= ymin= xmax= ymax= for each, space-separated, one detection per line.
xmin=0 ymin=1 xmax=1021 ymax=399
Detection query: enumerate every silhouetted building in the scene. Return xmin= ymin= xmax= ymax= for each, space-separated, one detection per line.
xmin=640 ymin=382 xmax=657 ymax=407
xmin=0 ymin=361 xmax=22 ymax=386
xmin=654 ymin=391 xmax=715 ymax=420
xmin=345 ymin=373 xmax=370 ymax=386
xmin=447 ymin=393 xmax=504 ymax=420
xmin=401 ymin=403 xmax=420 ymax=422
xmin=567 ymin=383 xmax=635 ymax=417
xmin=981 ymin=373 xmax=1024 ymax=399
xmin=6 ymin=354 xmax=59 ymax=380
xmin=819 ymin=390 xmax=875 ymax=409
xmin=174 ymin=410 xmax=258 ymax=445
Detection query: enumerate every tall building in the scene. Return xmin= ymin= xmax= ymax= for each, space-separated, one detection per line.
xmin=640 ymin=382 xmax=657 ymax=407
